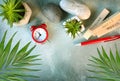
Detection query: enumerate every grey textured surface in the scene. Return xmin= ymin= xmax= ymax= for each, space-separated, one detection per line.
xmin=0 ymin=0 xmax=120 ymax=81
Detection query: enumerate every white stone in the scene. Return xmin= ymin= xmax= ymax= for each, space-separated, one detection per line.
xmin=59 ymin=0 xmax=91 ymax=20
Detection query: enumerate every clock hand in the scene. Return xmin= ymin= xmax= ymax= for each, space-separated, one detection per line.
xmin=35 ymin=31 xmax=41 ymax=40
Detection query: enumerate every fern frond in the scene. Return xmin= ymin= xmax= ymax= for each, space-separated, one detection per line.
xmin=88 ymin=46 xmax=120 ymax=81
xmin=0 ymin=31 xmax=41 ymax=81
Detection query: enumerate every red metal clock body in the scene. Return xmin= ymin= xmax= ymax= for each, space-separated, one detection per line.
xmin=31 ymin=24 xmax=48 ymax=43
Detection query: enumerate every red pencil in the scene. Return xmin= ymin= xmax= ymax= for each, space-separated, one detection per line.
xmin=78 ymin=35 xmax=120 ymax=46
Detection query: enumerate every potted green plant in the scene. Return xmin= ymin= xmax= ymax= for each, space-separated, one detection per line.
xmin=0 ymin=0 xmax=32 ymax=27
xmin=88 ymin=46 xmax=120 ymax=81
xmin=63 ymin=16 xmax=85 ymax=38
xmin=0 ymin=31 xmax=41 ymax=81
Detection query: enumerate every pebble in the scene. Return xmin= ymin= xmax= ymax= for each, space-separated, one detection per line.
xmin=42 ymin=3 xmax=63 ymax=23
xmin=59 ymin=0 xmax=91 ymax=20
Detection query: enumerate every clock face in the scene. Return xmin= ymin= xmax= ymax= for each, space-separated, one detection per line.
xmin=33 ymin=28 xmax=48 ymax=43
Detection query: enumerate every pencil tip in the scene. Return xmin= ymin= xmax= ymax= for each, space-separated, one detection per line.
xmin=75 ymin=43 xmax=81 ymax=46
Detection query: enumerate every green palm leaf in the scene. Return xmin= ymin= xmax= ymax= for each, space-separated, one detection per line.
xmin=88 ymin=46 xmax=120 ymax=81
xmin=0 ymin=31 xmax=41 ymax=81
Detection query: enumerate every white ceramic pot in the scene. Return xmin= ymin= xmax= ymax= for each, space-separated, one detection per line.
xmin=13 ymin=2 xmax=32 ymax=26
xmin=63 ymin=16 xmax=85 ymax=38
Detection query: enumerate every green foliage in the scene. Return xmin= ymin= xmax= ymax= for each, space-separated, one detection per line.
xmin=64 ymin=19 xmax=83 ymax=38
xmin=88 ymin=46 xmax=120 ymax=81
xmin=0 ymin=31 xmax=41 ymax=81
xmin=0 ymin=0 xmax=25 ymax=27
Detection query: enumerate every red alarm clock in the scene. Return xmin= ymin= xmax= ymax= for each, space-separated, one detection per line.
xmin=30 ymin=24 xmax=48 ymax=43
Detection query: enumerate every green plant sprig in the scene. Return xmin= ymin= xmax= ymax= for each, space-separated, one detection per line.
xmin=88 ymin=46 xmax=120 ymax=81
xmin=0 ymin=0 xmax=25 ymax=27
xmin=0 ymin=31 xmax=41 ymax=81
xmin=64 ymin=19 xmax=83 ymax=38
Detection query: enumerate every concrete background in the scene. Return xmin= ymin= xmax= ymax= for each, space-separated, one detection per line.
xmin=0 ymin=0 xmax=120 ymax=81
